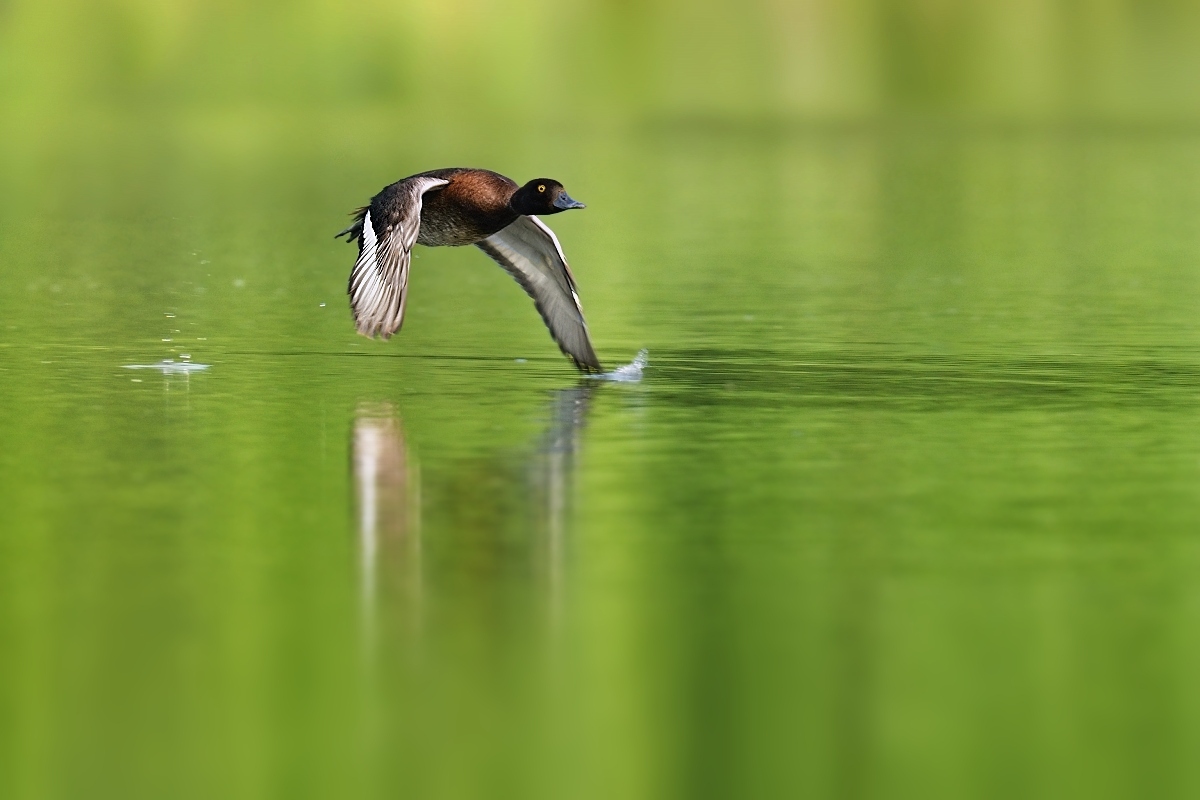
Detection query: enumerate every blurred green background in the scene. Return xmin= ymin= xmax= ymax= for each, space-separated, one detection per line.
xmin=6 ymin=0 xmax=1200 ymax=120
xmin=5 ymin=2 xmax=1200 ymax=800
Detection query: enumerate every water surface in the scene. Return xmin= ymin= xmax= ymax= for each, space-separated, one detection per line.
xmin=3 ymin=120 xmax=1200 ymax=799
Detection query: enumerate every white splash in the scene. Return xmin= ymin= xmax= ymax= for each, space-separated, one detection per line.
xmin=590 ymin=349 xmax=648 ymax=383
xmin=123 ymin=360 xmax=211 ymax=374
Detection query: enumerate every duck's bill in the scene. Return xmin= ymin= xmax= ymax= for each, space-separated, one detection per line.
xmin=554 ymin=192 xmax=586 ymax=210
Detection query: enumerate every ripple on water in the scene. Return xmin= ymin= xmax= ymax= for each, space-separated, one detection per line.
xmin=647 ymin=348 xmax=1200 ymax=411
xmin=123 ymin=360 xmax=211 ymax=374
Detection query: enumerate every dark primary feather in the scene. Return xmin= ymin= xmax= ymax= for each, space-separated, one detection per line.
xmin=475 ymin=216 xmax=602 ymax=373
xmin=335 ymin=207 xmax=369 ymax=244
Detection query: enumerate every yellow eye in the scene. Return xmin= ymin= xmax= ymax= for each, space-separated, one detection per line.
xmin=538 ymin=185 xmax=545 ymax=193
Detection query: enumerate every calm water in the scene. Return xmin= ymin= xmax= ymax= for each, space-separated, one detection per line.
xmin=4 ymin=119 xmax=1200 ymax=799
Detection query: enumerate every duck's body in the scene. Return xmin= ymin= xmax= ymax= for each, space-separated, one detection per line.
xmin=337 ymin=167 xmax=601 ymax=372
xmin=411 ymin=168 xmax=520 ymax=246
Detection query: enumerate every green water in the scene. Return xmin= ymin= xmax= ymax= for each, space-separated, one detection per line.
xmin=4 ymin=118 xmax=1200 ymax=799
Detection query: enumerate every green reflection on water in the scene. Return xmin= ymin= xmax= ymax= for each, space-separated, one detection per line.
xmin=3 ymin=118 xmax=1200 ymax=799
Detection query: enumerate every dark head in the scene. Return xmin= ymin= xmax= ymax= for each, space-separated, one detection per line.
xmin=509 ymin=179 xmax=585 ymax=216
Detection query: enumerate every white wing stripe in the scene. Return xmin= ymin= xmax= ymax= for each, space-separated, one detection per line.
xmin=347 ymin=179 xmax=448 ymax=339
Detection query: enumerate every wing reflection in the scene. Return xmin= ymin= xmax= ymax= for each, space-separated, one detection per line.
xmin=353 ymin=405 xmax=421 ymax=636
xmin=352 ymin=386 xmax=595 ymax=635
xmin=530 ymin=386 xmax=594 ymax=620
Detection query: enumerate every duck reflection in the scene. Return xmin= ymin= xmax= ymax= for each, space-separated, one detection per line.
xmin=352 ymin=386 xmax=595 ymax=635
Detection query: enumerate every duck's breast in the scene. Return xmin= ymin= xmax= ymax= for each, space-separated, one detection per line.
xmin=417 ymin=169 xmax=520 ymax=247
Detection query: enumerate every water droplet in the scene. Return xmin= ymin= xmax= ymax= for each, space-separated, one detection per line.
xmin=587 ymin=349 xmax=648 ymax=383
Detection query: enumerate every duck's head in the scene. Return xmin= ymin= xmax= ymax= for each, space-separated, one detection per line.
xmin=510 ymin=179 xmax=585 ymax=216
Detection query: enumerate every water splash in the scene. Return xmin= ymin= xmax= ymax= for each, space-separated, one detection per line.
xmin=123 ymin=360 xmax=211 ymax=374
xmin=589 ymin=349 xmax=648 ymax=383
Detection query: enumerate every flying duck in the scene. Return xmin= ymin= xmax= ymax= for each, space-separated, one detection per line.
xmin=336 ymin=168 xmax=601 ymax=372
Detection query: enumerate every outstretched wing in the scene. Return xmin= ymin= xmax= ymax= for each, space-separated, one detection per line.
xmin=475 ymin=216 xmax=602 ymax=373
xmin=346 ymin=176 xmax=449 ymax=339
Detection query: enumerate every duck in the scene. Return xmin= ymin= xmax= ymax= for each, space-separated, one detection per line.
xmin=336 ymin=167 xmax=602 ymax=373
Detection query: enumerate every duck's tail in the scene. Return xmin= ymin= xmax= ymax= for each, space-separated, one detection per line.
xmin=335 ymin=206 xmax=369 ymax=246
